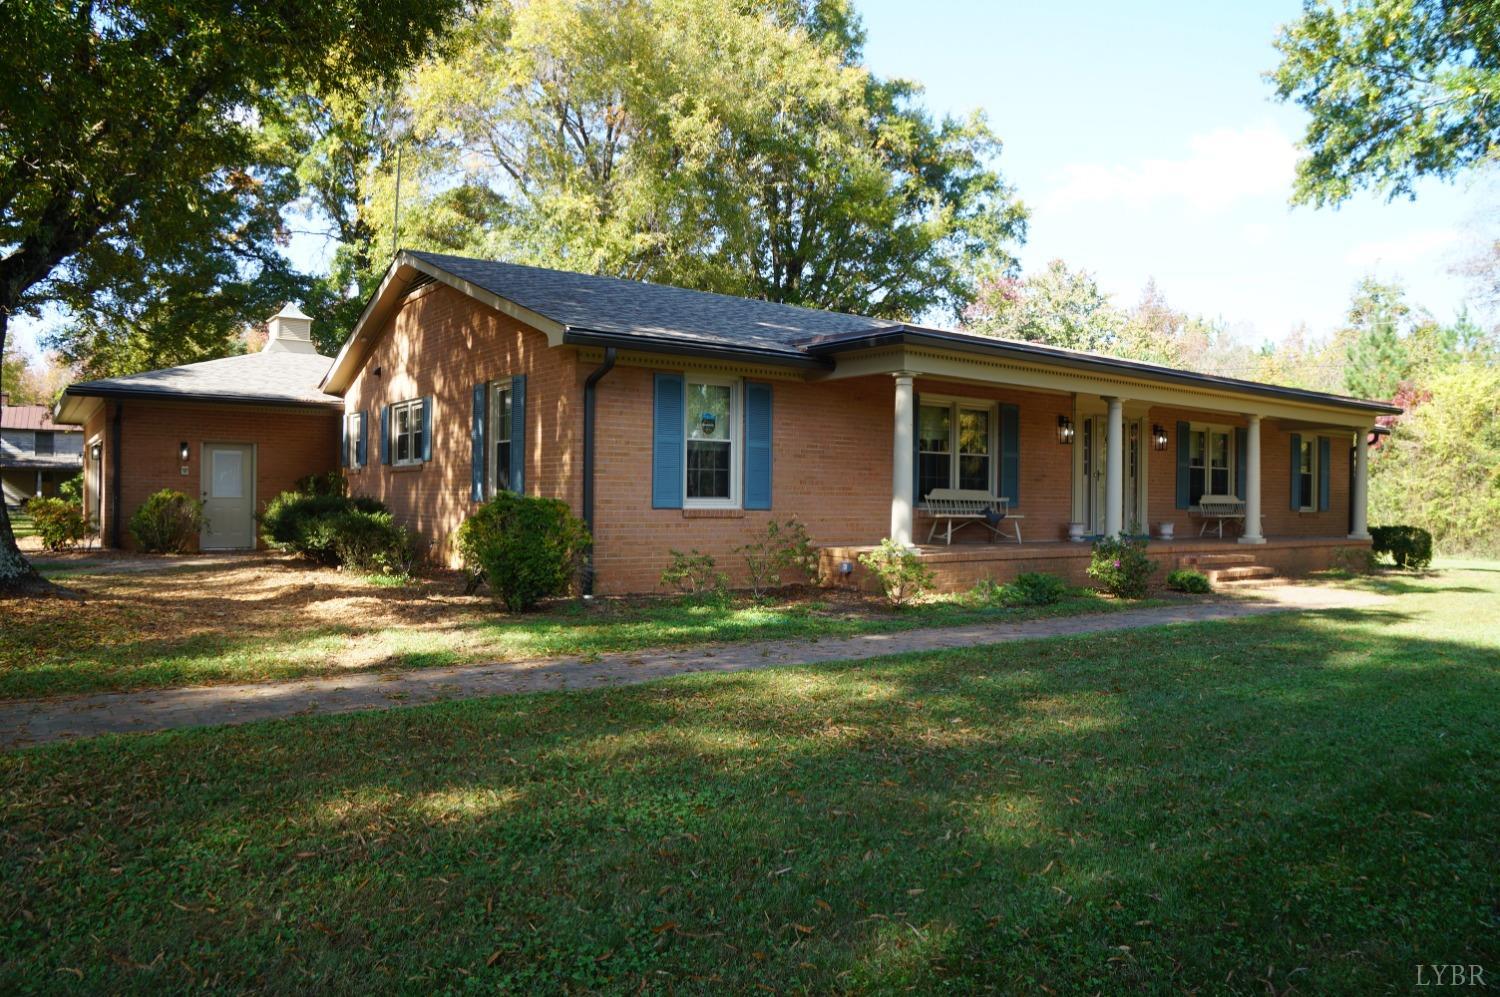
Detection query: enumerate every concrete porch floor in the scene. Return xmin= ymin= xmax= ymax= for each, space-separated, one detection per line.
xmin=817 ymin=535 xmax=1370 ymax=593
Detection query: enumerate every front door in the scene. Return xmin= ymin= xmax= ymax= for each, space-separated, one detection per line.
xmin=200 ymin=443 xmax=255 ymax=550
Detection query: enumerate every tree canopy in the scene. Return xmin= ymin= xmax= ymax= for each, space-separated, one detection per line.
xmin=323 ymin=0 xmax=1027 ymax=323
xmin=1270 ymin=0 xmax=1500 ymax=206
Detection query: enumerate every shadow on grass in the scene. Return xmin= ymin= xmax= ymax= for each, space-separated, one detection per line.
xmin=2 ymin=601 xmax=1497 ymax=993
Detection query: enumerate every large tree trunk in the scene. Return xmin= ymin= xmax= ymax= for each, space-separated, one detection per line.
xmin=0 ymin=308 xmax=70 ymax=598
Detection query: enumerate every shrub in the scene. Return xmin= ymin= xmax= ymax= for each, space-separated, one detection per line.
xmin=1087 ymin=535 xmax=1157 ymax=599
xmin=660 ymin=549 xmax=729 ymax=601
xmin=330 ymin=509 xmax=423 ymax=578
xmin=260 ymin=491 xmax=385 ymax=564
xmin=128 ymin=489 xmax=204 ymax=553
xmin=736 ymin=517 xmax=819 ymax=598
xmin=1166 ymin=568 xmax=1212 ymax=594
xmin=457 ymin=492 xmax=591 ymax=611
xmin=858 ymin=538 xmax=934 ymax=606
xmin=295 ymin=470 xmax=347 ymax=497
xmin=1370 ymin=525 xmax=1433 ymax=570
xmin=1329 ymin=545 xmax=1378 ymax=575
xmin=58 ymin=473 xmax=83 ymax=503
xmin=1005 ymin=571 xmax=1069 ymax=606
xmin=26 ymin=497 xmax=91 ymax=552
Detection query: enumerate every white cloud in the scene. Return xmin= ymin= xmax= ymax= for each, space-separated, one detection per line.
xmin=1041 ymin=122 xmax=1299 ymax=213
xmin=1342 ymin=228 xmax=1462 ymax=268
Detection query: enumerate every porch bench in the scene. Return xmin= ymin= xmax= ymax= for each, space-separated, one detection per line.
xmin=923 ymin=488 xmax=1024 ymax=545
xmin=1191 ymin=494 xmax=1246 ymax=538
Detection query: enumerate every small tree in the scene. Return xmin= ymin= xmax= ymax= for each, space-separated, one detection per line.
xmin=659 ymin=550 xmax=729 ymax=602
xmin=736 ymin=518 xmax=819 ymax=598
xmin=858 ymin=539 xmax=934 ymax=607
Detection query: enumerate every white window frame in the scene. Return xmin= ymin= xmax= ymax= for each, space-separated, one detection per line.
xmin=1296 ymin=436 xmax=1318 ymax=513
xmin=391 ymin=398 xmax=424 ymax=467
xmin=917 ymin=395 xmax=998 ymax=501
xmin=1187 ymin=421 xmax=1236 ymax=504
xmin=344 ymin=414 xmax=363 ymax=469
xmin=683 ymin=375 xmax=741 ymax=509
xmin=487 ymin=381 xmax=513 ymax=496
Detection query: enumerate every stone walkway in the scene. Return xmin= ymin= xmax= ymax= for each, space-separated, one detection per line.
xmin=0 ymin=584 xmax=1386 ymax=750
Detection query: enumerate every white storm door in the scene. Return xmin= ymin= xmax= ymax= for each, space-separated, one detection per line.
xmin=200 ymin=444 xmax=255 ymax=549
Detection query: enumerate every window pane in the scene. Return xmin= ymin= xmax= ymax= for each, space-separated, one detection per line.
xmin=412 ymin=429 xmax=424 ymax=460
xmin=495 ymin=441 xmax=510 ymax=491
xmin=1300 ymin=472 xmax=1314 ymax=509
xmin=918 ymin=406 xmax=951 ymax=453
xmin=1210 ymin=432 xmax=1229 ymax=470
xmin=1190 ymin=468 xmax=1206 ymax=506
xmin=494 ymin=387 xmax=510 ymax=442
xmin=918 ymin=454 xmax=950 ymax=500
xmin=396 ymin=405 xmax=410 ymax=435
xmin=1300 ymin=442 xmax=1314 ymax=474
xmin=959 ymin=454 xmax=990 ymax=491
xmin=1189 ymin=430 xmax=1204 ymax=465
xmin=396 ymin=432 xmax=410 ymax=462
xmin=686 ymin=440 xmax=731 ymax=499
xmin=1211 ymin=468 xmax=1229 ymax=495
xmin=958 ymin=410 xmax=989 ymax=455
xmin=687 ymin=383 xmax=732 ymax=441
xmin=211 ymin=449 xmax=243 ymax=498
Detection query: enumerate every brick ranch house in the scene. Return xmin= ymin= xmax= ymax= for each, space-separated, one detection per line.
xmin=312 ymin=251 xmax=1398 ymax=594
xmin=54 ymin=305 xmax=341 ymax=549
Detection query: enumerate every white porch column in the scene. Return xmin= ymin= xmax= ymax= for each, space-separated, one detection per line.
xmin=1349 ymin=427 xmax=1371 ymax=540
xmin=1104 ymin=396 xmax=1124 ymax=537
xmin=890 ymin=371 xmax=916 ymax=546
xmin=1239 ymin=414 xmax=1265 ymax=544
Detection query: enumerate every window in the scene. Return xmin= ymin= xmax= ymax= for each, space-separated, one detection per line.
xmin=685 ymin=378 xmax=737 ymax=504
xmin=391 ymin=399 xmax=424 ymax=466
xmin=1297 ymin=437 xmax=1316 ymax=511
xmin=34 ymin=431 xmax=54 ymax=456
xmin=489 ymin=382 xmax=513 ymax=493
xmin=917 ymin=404 xmax=952 ymax=499
xmin=918 ymin=398 xmax=997 ymax=499
xmin=1188 ymin=424 xmax=1234 ymax=505
xmin=344 ymin=415 xmax=362 ymax=468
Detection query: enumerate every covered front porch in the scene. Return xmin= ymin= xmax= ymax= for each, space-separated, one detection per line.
xmin=806 ymin=336 xmax=1379 ymax=589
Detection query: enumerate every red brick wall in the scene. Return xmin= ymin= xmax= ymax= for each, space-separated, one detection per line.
xmin=1145 ymin=407 xmax=1353 ymax=539
xmin=88 ymin=399 xmax=339 ymax=550
xmin=342 ymin=282 xmax=583 ymax=565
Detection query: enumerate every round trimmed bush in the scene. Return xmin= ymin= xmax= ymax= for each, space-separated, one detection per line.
xmin=260 ymin=491 xmax=385 ymax=564
xmin=457 ymin=492 xmax=591 ymax=612
xmin=129 ymin=489 xmax=204 ymax=553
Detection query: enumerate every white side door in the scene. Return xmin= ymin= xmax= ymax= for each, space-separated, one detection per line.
xmin=200 ymin=444 xmax=255 ymax=550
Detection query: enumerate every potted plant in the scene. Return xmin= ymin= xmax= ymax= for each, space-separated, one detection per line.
xmin=1158 ymin=521 xmax=1176 ymax=540
xmin=1068 ymin=522 xmax=1086 ymax=542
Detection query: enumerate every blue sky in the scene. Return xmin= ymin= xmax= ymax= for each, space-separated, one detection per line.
xmin=10 ymin=0 xmax=1486 ymax=362
xmin=855 ymin=0 xmax=1486 ymax=343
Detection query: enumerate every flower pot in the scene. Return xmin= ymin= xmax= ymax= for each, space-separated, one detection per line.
xmin=1158 ymin=522 xmax=1175 ymax=540
xmin=1068 ymin=523 xmax=1086 ymax=542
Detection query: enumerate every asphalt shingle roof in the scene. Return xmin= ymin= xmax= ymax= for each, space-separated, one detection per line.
xmin=409 ymin=251 xmax=898 ymax=358
xmin=65 ymin=350 xmax=338 ymax=407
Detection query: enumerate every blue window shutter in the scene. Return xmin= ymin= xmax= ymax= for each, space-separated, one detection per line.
xmin=510 ymin=374 xmax=527 ymax=493
xmin=356 ymin=412 xmax=368 ymax=468
xmin=1000 ymin=403 xmax=1020 ymax=504
xmin=421 ymin=396 xmax=433 ymax=462
xmin=1289 ymin=433 xmax=1301 ymax=510
xmin=1234 ymin=427 xmax=1247 ymax=500
xmin=340 ymin=417 xmax=349 ymax=469
xmin=652 ymin=373 xmax=684 ymax=509
xmin=744 ymin=381 xmax=772 ymax=510
xmin=380 ymin=405 xmax=391 ymax=465
xmin=1175 ymin=420 xmax=1191 ymax=509
xmin=1318 ymin=436 xmax=1331 ymax=511
xmin=471 ymin=383 xmax=487 ymax=501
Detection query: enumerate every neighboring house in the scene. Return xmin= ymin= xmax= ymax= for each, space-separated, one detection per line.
xmin=321 ymin=251 xmax=1400 ymax=594
xmin=1 ymin=393 xmax=85 ymax=508
xmin=54 ymin=306 xmax=341 ymax=550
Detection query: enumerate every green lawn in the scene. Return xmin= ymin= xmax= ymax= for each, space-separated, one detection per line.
xmin=2 ymin=557 xmax=1171 ymax=699
xmin=2 ymin=565 xmax=1496 ymax=991
xmin=7 ymin=510 xmax=35 ymax=539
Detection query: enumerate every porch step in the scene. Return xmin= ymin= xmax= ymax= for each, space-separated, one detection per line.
xmin=1180 ymin=552 xmax=1258 ymax=567
xmin=1205 ymin=564 xmax=1278 ymax=586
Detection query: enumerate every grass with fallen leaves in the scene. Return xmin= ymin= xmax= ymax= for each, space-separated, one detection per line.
xmin=1 ymin=554 xmax=1169 ymax=700
xmin=2 ymin=563 xmax=1496 ymax=992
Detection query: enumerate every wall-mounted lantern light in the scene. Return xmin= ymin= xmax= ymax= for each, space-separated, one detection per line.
xmin=89 ymin=443 xmax=102 ymax=462
xmin=1151 ymin=424 xmax=1169 ymax=451
xmin=1056 ymin=415 xmax=1074 ymax=445
xmin=179 ymin=441 xmax=191 ymax=462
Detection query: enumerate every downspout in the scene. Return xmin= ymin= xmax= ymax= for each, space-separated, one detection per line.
xmin=109 ymin=402 xmax=123 ymax=548
xmin=581 ymin=347 xmax=617 ymax=595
